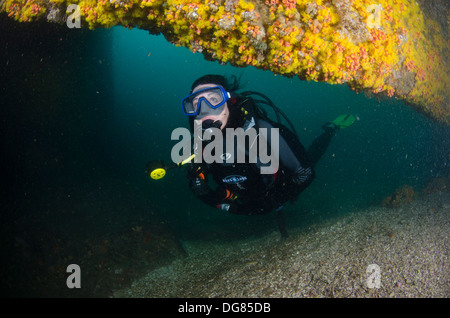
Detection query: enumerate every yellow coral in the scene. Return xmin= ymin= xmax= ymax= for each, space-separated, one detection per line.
xmin=1 ymin=0 xmax=448 ymax=124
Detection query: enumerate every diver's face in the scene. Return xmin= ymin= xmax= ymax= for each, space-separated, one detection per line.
xmin=192 ymin=83 xmax=229 ymax=130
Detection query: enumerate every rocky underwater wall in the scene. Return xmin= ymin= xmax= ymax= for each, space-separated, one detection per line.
xmin=1 ymin=0 xmax=449 ymax=124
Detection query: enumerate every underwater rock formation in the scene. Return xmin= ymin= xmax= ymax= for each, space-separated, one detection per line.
xmin=1 ymin=0 xmax=448 ymax=124
xmin=382 ymin=184 xmax=416 ymax=208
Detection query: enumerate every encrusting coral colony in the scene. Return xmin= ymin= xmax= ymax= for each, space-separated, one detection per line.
xmin=1 ymin=0 xmax=448 ymax=124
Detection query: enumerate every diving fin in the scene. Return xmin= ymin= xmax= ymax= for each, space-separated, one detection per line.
xmin=331 ymin=114 xmax=356 ymax=129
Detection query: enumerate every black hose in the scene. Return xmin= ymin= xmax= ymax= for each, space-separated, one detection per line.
xmin=240 ymin=91 xmax=299 ymax=138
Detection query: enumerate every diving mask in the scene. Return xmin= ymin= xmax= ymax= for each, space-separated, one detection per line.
xmin=181 ymin=86 xmax=231 ymax=116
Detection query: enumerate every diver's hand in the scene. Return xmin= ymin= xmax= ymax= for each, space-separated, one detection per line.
xmin=186 ymin=163 xmax=205 ymax=180
xmin=187 ymin=163 xmax=211 ymax=197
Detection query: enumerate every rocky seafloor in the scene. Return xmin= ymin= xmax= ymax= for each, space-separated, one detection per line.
xmin=113 ymin=191 xmax=449 ymax=298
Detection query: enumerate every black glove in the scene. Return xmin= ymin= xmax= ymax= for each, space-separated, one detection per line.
xmin=187 ymin=164 xmax=211 ymax=197
xmin=187 ymin=163 xmax=205 ymax=180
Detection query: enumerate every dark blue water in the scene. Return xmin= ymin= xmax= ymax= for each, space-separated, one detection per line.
xmin=0 ymin=20 xmax=448 ymax=297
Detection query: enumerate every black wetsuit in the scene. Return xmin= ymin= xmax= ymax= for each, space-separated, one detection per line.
xmin=187 ymin=101 xmax=335 ymax=215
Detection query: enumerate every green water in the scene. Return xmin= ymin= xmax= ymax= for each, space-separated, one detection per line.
xmin=0 ymin=19 xmax=448 ymax=297
xmin=110 ymin=27 xmax=448 ymax=238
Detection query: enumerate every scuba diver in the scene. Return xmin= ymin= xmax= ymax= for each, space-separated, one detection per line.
xmin=163 ymin=74 xmax=355 ymax=237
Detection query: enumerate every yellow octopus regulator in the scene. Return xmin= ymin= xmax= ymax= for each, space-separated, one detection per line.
xmin=1 ymin=0 xmax=448 ymax=124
